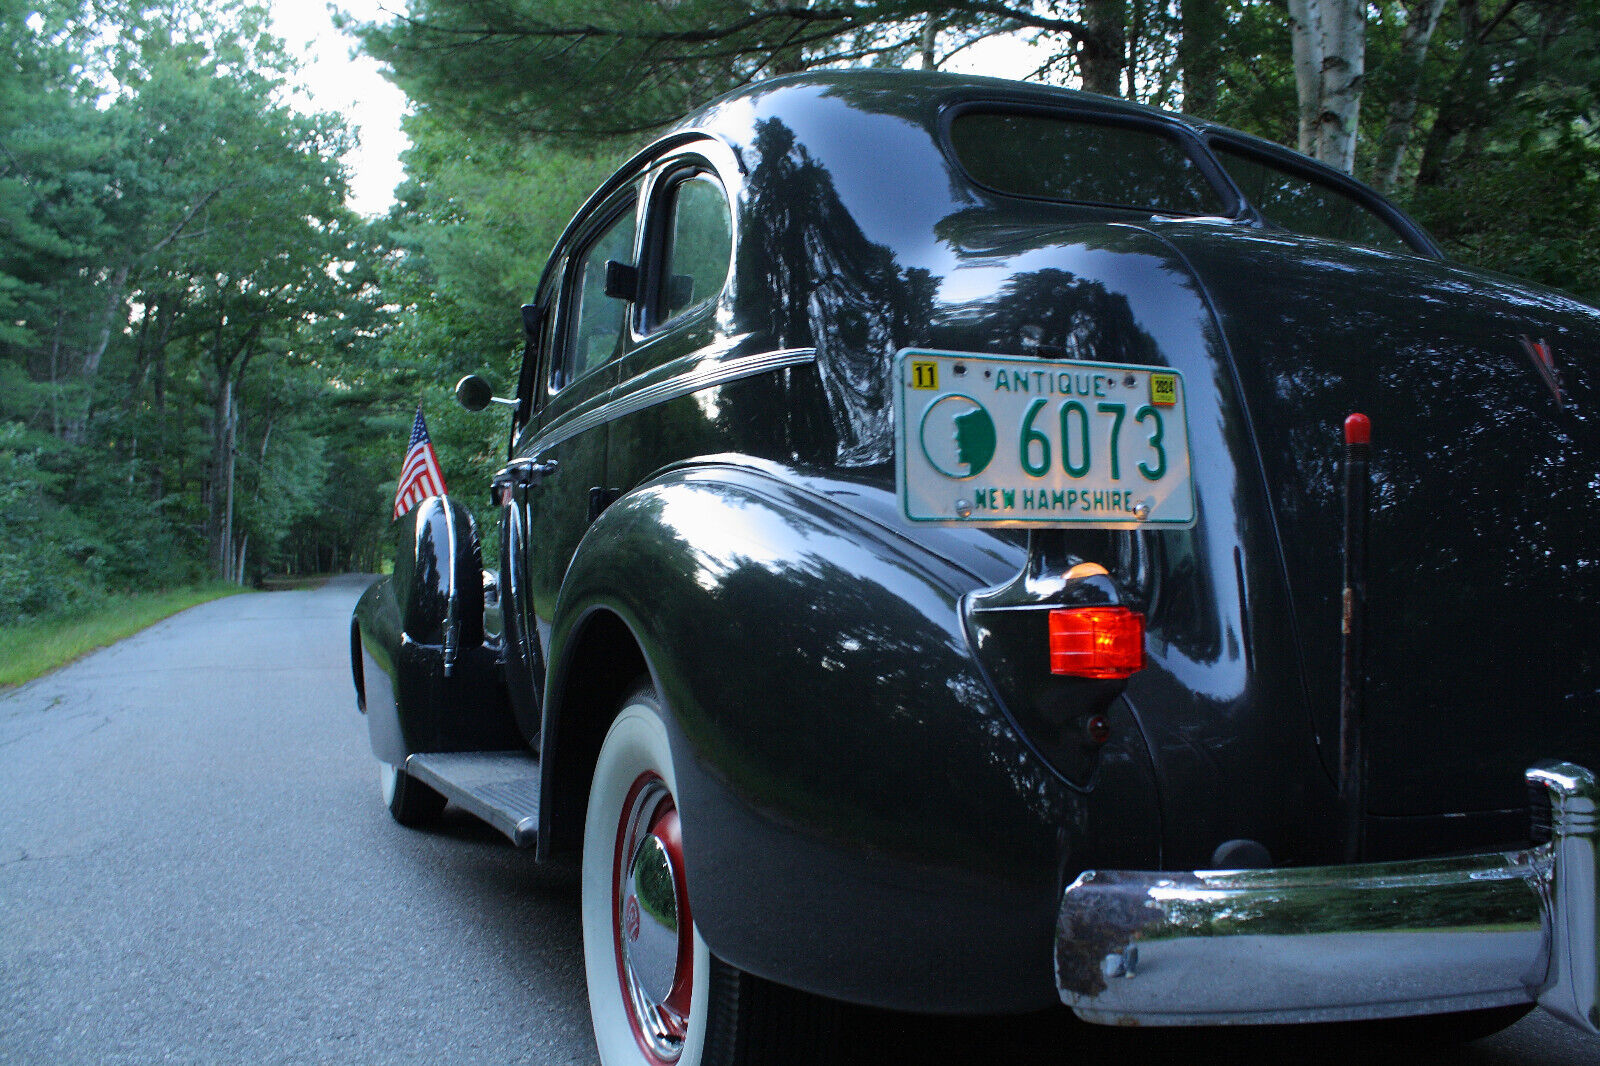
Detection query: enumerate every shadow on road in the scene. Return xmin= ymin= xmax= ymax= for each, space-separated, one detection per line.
xmin=831 ymin=1004 xmax=1558 ymax=1065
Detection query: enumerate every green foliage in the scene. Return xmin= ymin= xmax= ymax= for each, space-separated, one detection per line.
xmin=1406 ymin=128 xmax=1600 ymax=302
xmin=1204 ymin=0 xmax=1298 ymax=142
xmin=1369 ymin=0 xmax=1600 ymax=297
xmin=355 ymin=1 xmax=1115 ymax=136
xmin=0 ymin=0 xmax=401 ymax=613
xmin=368 ymin=118 xmax=623 ymax=546
xmin=6 ymin=0 xmax=1597 ymax=627
xmin=0 ymin=425 xmax=103 ymax=616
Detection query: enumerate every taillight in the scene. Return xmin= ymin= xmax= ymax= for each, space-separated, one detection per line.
xmin=1048 ymin=606 xmax=1145 ymax=679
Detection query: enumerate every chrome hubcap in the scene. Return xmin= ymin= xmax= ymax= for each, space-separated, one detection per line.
xmin=623 ymin=834 xmax=680 ymax=1003
xmin=614 ymin=774 xmax=692 ymax=1064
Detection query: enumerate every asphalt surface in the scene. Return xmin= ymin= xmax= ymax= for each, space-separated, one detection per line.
xmin=1 ymin=576 xmax=1597 ymax=1065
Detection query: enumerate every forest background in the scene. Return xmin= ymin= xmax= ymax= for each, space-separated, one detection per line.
xmin=2 ymin=0 xmax=1597 ymax=622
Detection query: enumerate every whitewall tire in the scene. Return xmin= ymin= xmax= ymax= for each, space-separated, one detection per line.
xmin=583 ymin=684 xmax=838 ymax=1066
xmin=583 ymin=688 xmax=712 ymax=1066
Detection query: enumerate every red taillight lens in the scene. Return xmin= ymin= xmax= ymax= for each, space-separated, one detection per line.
xmin=1048 ymin=607 xmax=1145 ymax=679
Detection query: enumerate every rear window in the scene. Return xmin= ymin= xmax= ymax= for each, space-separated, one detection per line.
xmin=1213 ymin=145 xmax=1411 ymax=252
xmin=949 ymin=111 xmax=1226 ymax=216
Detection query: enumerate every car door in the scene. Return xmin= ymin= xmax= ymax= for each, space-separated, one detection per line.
xmin=501 ymin=186 xmax=639 ymax=745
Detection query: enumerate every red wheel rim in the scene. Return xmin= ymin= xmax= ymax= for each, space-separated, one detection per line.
xmin=613 ymin=772 xmax=694 ymax=1064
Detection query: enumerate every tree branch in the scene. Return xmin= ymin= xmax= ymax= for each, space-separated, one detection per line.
xmin=147 ymin=188 xmax=223 ymax=257
xmin=1476 ymin=0 xmax=1528 ymax=44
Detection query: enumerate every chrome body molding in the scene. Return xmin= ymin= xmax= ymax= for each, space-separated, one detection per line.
xmin=439 ymin=496 xmax=460 ymax=678
xmin=522 ymin=346 xmax=818 ymax=457
xmin=601 ymin=346 xmax=817 ymax=427
xmin=1056 ymin=761 xmax=1600 ymax=1032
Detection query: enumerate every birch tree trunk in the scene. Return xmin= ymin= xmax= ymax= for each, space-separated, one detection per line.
xmin=1288 ymin=0 xmax=1324 ymax=155
xmin=1317 ymin=0 xmax=1366 ymax=172
xmin=212 ymin=376 xmax=237 ymax=579
xmin=62 ymin=262 xmax=131 ymax=444
xmin=49 ymin=304 xmax=63 ymax=439
xmin=1373 ymin=0 xmax=1449 ymax=191
xmin=1127 ymin=0 xmax=1143 ymax=100
xmin=59 ymin=193 xmax=220 ymax=446
xmin=206 ymin=322 xmax=259 ymax=579
xmin=1288 ymin=0 xmax=1368 ymax=172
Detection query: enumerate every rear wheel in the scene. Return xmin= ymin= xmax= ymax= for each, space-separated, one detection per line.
xmin=582 ymin=684 xmax=834 ymax=1066
xmin=379 ymin=760 xmax=447 ymax=826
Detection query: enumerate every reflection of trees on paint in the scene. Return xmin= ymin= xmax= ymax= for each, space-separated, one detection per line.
xmin=596 ymin=482 xmax=1072 ymax=874
xmin=929 ymin=198 xmax=1184 ymax=368
xmin=996 ymin=268 xmax=1161 ymax=365
xmin=1195 ymin=230 xmax=1600 ymax=815
xmin=739 ymin=118 xmax=938 ymax=467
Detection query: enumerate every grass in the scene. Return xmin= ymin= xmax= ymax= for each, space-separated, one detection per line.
xmin=0 ymin=582 xmax=246 ymax=689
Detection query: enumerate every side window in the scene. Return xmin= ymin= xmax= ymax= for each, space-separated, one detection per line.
xmin=655 ymin=174 xmax=732 ymax=325
xmin=563 ymin=205 xmax=637 ymax=386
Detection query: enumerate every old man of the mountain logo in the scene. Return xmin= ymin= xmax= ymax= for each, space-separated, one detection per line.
xmin=919 ymin=394 xmax=997 ymax=478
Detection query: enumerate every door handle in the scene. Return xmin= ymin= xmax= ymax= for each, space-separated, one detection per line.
xmin=493 ymin=457 xmax=559 ymax=495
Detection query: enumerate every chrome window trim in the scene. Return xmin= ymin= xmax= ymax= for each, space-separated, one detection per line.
xmin=522 ymin=346 xmax=817 ymax=456
xmin=636 ymin=166 xmax=736 ymax=339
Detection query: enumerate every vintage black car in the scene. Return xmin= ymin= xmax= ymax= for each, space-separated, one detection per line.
xmin=350 ymin=69 xmax=1600 ymax=1063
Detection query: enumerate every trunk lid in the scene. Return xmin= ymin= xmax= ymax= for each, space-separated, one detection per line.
xmin=1160 ymin=223 xmax=1600 ymax=818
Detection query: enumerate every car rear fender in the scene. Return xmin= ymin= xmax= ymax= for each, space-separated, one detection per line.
xmin=538 ymin=461 xmax=1164 ymax=1010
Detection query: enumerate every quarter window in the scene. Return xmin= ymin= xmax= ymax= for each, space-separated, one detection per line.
xmin=656 ymin=174 xmax=732 ymax=324
xmin=1213 ymin=145 xmax=1410 ymax=252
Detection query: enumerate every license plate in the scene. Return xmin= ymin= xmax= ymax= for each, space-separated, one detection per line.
xmin=894 ymin=350 xmax=1195 ymax=528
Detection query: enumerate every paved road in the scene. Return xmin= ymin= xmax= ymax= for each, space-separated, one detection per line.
xmin=1 ymin=578 xmax=591 ymax=1064
xmin=1 ymin=577 xmax=1596 ymax=1064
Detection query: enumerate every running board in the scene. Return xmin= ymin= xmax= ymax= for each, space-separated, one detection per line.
xmin=405 ymin=751 xmax=541 ymax=847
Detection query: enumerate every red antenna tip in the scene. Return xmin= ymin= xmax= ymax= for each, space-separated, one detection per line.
xmin=1344 ymin=413 xmax=1371 ymax=445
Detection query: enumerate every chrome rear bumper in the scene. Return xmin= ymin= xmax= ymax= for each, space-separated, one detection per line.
xmin=1056 ymin=761 xmax=1599 ymax=1032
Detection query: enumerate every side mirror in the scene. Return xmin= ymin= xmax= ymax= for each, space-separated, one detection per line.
xmin=455 ymin=374 xmax=496 ymax=412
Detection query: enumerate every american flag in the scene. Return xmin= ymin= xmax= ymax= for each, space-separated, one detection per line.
xmin=393 ymin=405 xmax=448 ymax=519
